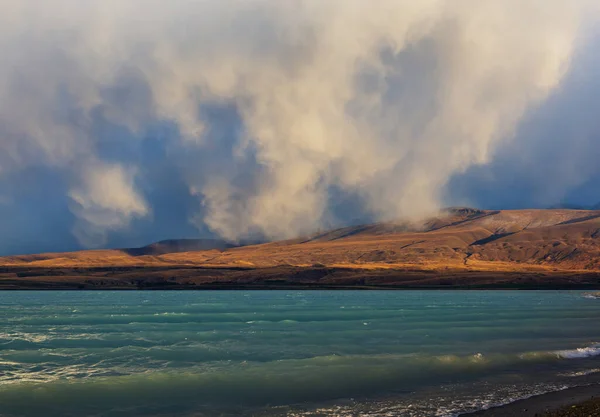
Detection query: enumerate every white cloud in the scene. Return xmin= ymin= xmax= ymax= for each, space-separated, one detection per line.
xmin=0 ymin=0 xmax=599 ymax=245
xmin=69 ymin=162 xmax=148 ymax=247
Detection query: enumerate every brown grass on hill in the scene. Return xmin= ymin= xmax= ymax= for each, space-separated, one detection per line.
xmin=1 ymin=209 xmax=599 ymax=273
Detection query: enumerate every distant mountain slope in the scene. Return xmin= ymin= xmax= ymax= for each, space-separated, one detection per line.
xmin=193 ymin=208 xmax=599 ymax=271
xmin=1 ymin=209 xmax=599 ymax=272
xmin=0 ymin=239 xmax=235 ymax=267
xmin=123 ymin=239 xmax=236 ymax=256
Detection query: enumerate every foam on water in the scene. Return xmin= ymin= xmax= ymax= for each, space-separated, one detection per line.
xmin=559 ymin=368 xmax=600 ymax=377
xmin=583 ymin=292 xmax=600 ymax=299
xmin=556 ymin=344 xmax=600 ymax=359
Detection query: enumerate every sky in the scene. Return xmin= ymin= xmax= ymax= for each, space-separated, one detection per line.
xmin=1 ymin=0 xmax=600 ymax=256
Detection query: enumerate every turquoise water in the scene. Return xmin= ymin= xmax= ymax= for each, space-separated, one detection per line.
xmin=0 ymin=291 xmax=599 ymax=417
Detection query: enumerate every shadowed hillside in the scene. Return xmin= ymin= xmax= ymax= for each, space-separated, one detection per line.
xmin=123 ymin=239 xmax=236 ymax=256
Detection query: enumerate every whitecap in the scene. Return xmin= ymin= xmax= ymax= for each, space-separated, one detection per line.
xmin=559 ymin=368 xmax=600 ymax=377
xmin=583 ymin=293 xmax=600 ymax=299
xmin=555 ymin=344 xmax=600 ymax=359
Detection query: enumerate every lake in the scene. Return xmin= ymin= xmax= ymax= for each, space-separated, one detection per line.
xmin=0 ymin=291 xmax=599 ymax=416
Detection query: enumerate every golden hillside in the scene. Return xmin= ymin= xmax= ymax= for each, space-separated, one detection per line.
xmin=2 ymin=208 xmax=599 ymax=273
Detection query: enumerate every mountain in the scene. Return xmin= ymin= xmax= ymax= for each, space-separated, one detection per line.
xmin=1 ymin=208 xmax=600 ymax=289
xmin=196 ymin=207 xmax=600 ymax=270
xmin=0 ymin=238 xmax=235 ymax=267
xmin=123 ymin=239 xmax=236 ymax=256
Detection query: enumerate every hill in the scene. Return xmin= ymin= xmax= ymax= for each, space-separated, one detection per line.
xmin=123 ymin=239 xmax=236 ymax=256
xmin=1 ymin=209 xmax=600 ymax=289
xmin=0 ymin=239 xmax=235 ymax=267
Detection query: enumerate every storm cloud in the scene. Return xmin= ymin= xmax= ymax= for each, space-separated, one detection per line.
xmin=0 ymin=0 xmax=599 ymax=254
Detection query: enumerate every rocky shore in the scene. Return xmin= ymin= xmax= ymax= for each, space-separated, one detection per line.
xmin=463 ymin=385 xmax=600 ymax=417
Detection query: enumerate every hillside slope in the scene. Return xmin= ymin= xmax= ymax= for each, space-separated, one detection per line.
xmin=2 ymin=209 xmax=599 ymax=272
xmin=0 ymin=239 xmax=234 ymax=267
xmin=187 ymin=208 xmax=599 ymax=271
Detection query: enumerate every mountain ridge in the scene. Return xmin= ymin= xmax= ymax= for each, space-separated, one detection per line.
xmin=2 ymin=208 xmax=599 ymax=270
xmin=1 ymin=208 xmax=600 ymax=289
xmin=122 ymin=239 xmax=236 ymax=256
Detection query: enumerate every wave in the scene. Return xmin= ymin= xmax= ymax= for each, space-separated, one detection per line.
xmin=152 ymin=312 xmax=191 ymax=316
xmin=583 ymin=292 xmax=600 ymax=299
xmin=3 ymin=342 xmax=599 ymax=383
xmin=2 ymin=342 xmax=598 ymax=386
xmin=559 ymin=368 xmax=600 ymax=377
xmin=555 ymin=344 xmax=600 ymax=359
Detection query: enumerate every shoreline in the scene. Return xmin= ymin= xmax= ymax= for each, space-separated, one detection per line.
xmin=1 ymin=286 xmax=600 ymax=291
xmin=1 ymin=265 xmax=600 ymax=290
xmin=2 ymin=284 xmax=600 ymax=290
xmin=461 ymin=384 xmax=600 ymax=416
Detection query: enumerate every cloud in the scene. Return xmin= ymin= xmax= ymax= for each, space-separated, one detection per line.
xmin=446 ymin=25 xmax=600 ymax=209
xmin=0 ymin=0 xmax=599 ymax=249
xmin=69 ymin=162 xmax=148 ymax=247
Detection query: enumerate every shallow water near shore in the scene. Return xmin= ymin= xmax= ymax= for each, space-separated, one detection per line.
xmin=1 ymin=290 xmax=599 ymax=417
